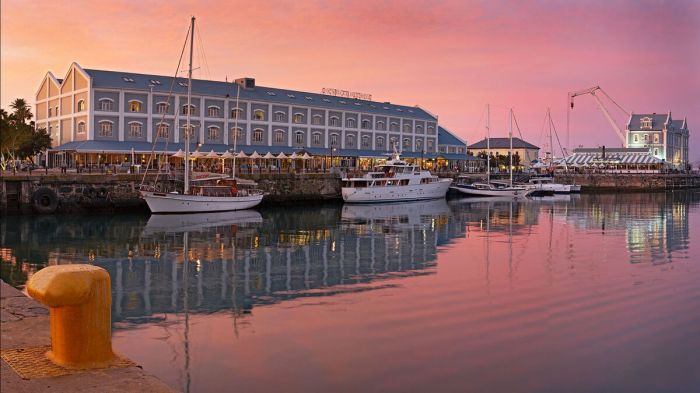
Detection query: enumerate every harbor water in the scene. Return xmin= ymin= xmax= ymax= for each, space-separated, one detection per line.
xmin=1 ymin=192 xmax=699 ymax=392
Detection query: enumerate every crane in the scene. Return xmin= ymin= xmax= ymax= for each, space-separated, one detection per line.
xmin=567 ymin=86 xmax=631 ymax=147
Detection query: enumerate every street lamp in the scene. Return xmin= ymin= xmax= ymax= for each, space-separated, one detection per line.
xmin=421 ymin=149 xmax=425 ymax=170
xmin=330 ymin=146 xmax=337 ymax=171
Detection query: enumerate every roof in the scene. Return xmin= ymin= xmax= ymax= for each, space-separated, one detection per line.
xmin=564 ymin=149 xmax=664 ymax=166
xmin=468 ymin=137 xmax=539 ymax=150
xmin=628 ymin=113 xmax=668 ymax=131
xmin=438 ymin=126 xmax=466 ymax=147
xmin=83 ymin=68 xmax=437 ymax=121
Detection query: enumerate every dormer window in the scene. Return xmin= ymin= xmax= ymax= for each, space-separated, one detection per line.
xmin=129 ymin=100 xmax=141 ymax=112
xmin=641 ymin=117 xmax=652 ymax=129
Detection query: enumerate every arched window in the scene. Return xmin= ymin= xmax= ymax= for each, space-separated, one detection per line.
xmin=230 ymin=127 xmax=244 ymax=143
xmin=346 ymin=118 xmax=356 ymax=128
xmin=376 ymin=121 xmax=386 ymax=131
xmin=77 ymin=121 xmax=86 ymax=134
xmin=274 ymin=111 xmax=286 ymax=122
xmin=654 ymin=148 xmax=659 ymax=156
xmin=346 ymin=134 xmax=355 ymax=147
xmin=182 ymin=104 xmax=195 ymax=115
xmin=376 ymin=136 xmax=385 ymax=149
xmin=98 ymin=121 xmax=113 ymax=137
xmin=253 ymin=110 xmax=265 ymax=121
xmin=98 ymin=98 xmax=113 ymax=111
xmin=156 ymin=102 xmax=169 ymax=114
xmin=427 ymin=139 xmax=434 ymax=150
xmin=207 ymin=106 xmax=220 ymax=117
xmin=182 ymin=124 xmax=196 ymax=139
xmin=427 ymin=126 xmax=434 ymax=134
xmin=390 ymin=122 xmax=399 ymax=132
xmin=416 ymin=125 xmax=423 ymax=133
xmin=403 ymin=138 xmax=411 ymax=149
xmin=361 ymin=119 xmax=371 ymax=129
xmin=231 ymin=108 xmax=243 ymax=119
xmin=293 ymin=113 xmax=304 ymax=123
xmin=654 ymin=134 xmax=659 ymax=143
xmin=312 ymin=115 xmax=323 ymax=125
xmin=128 ymin=122 xmax=143 ymax=138
xmin=253 ymin=128 xmax=264 ymax=143
xmin=156 ymin=123 xmax=170 ymax=138
xmin=295 ymin=131 xmax=304 ymax=145
xmin=330 ymin=133 xmax=339 ymax=146
xmin=416 ymin=139 xmax=423 ymax=150
xmin=362 ymin=135 xmax=370 ymax=148
xmin=403 ymin=124 xmax=411 ymax=133
xmin=634 ymin=134 xmax=638 ymax=142
xmin=207 ymin=126 xmax=220 ymax=140
xmin=329 ymin=116 xmax=340 ymax=127
xmin=312 ymin=132 xmax=322 ymax=145
xmin=129 ymin=100 xmax=141 ymax=112
xmin=274 ymin=129 xmax=285 ymax=143
xmin=77 ymin=100 xmax=86 ymax=112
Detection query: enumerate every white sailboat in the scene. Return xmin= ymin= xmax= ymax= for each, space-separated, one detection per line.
xmin=451 ymin=106 xmax=533 ymax=197
xmin=141 ymin=17 xmax=263 ymax=213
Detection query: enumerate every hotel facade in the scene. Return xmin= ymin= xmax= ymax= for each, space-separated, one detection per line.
xmin=34 ymin=63 xmax=467 ymax=169
xmin=626 ymin=112 xmax=689 ymax=168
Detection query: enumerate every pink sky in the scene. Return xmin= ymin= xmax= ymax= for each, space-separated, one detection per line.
xmin=2 ymin=1 xmax=699 ymax=160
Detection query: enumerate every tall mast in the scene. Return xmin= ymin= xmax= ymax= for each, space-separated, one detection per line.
xmin=232 ymin=83 xmax=240 ymax=179
xmin=184 ymin=16 xmax=195 ymax=195
xmin=486 ymin=104 xmax=490 ymax=184
xmin=548 ymin=108 xmax=554 ymax=166
xmin=509 ymin=108 xmax=513 ymax=187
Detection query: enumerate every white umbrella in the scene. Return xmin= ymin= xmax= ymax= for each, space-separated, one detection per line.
xmin=236 ymin=150 xmax=248 ymax=158
xmin=190 ymin=150 xmax=205 ymax=159
xmin=171 ymin=149 xmax=184 ymax=158
xmin=205 ymin=150 xmax=219 ymax=158
xmin=220 ymin=151 xmax=234 ymax=159
xmin=301 ymin=152 xmax=312 ymax=159
xmin=289 ymin=152 xmax=298 ymax=159
xmin=276 ymin=152 xmax=288 ymax=159
xmin=263 ymin=152 xmax=275 ymax=159
xmin=249 ymin=151 xmax=262 ymax=159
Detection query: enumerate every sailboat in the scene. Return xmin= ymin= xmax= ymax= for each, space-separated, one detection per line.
xmin=451 ymin=106 xmax=533 ymax=197
xmin=141 ymin=17 xmax=264 ymax=213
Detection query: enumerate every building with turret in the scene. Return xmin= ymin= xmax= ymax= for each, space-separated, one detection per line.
xmin=626 ymin=112 xmax=689 ymax=168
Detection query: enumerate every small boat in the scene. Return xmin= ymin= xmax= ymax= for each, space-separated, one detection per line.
xmin=341 ymin=150 xmax=451 ymax=203
xmin=524 ymin=175 xmax=571 ymax=194
xmin=141 ymin=17 xmax=263 ymax=214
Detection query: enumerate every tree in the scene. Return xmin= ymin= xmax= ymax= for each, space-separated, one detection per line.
xmin=1 ymin=98 xmax=52 ymax=168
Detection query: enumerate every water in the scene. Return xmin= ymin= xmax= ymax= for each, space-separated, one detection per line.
xmin=2 ymin=192 xmax=699 ymax=392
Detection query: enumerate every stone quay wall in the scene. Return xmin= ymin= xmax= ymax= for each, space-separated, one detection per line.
xmin=1 ymin=173 xmax=342 ymax=215
xmin=553 ymin=173 xmax=700 ymax=192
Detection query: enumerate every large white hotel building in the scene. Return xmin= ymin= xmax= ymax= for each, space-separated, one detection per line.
xmin=35 ymin=63 xmax=468 ymax=169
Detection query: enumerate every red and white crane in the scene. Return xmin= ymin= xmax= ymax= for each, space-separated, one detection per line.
xmin=567 ymin=86 xmax=631 ymax=148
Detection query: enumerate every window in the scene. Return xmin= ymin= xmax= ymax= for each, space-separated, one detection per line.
xmin=376 ymin=121 xmax=385 ymax=131
xmin=416 ymin=139 xmax=423 ymax=150
xmin=77 ymin=121 xmax=86 ymax=134
xmin=231 ymin=127 xmax=244 ymax=142
xmin=641 ymin=117 xmax=652 ymax=129
xmin=403 ymin=138 xmax=410 ymax=149
xmin=329 ymin=116 xmax=340 ymax=127
xmin=231 ymin=108 xmax=243 ymax=119
xmin=654 ymin=148 xmax=659 ymax=155
xmin=207 ymin=126 xmax=219 ymax=140
xmin=330 ymin=134 xmax=339 ymax=146
xmin=99 ymin=99 xmax=113 ymax=111
xmin=633 ymin=134 xmax=638 ymax=142
xmin=312 ymin=133 xmax=321 ymax=145
xmin=362 ymin=135 xmax=370 ymax=148
xmin=644 ymin=134 xmax=649 ymax=142
xmin=416 ymin=125 xmax=423 ymax=133
xmin=253 ymin=128 xmax=264 ymax=143
xmin=377 ymin=136 xmax=385 ymax=149
xmin=293 ymin=113 xmax=304 ymax=123
xmin=55 ymin=106 xmax=59 ymax=116
xmin=390 ymin=122 xmax=399 ymax=132
xmin=346 ymin=118 xmax=356 ymax=128
xmin=182 ymin=104 xmax=195 ymax=115
xmin=427 ymin=126 xmax=434 ymax=134
xmin=98 ymin=121 xmax=113 ymax=137
xmin=253 ymin=110 xmax=265 ymax=121
xmin=361 ymin=119 xmax=371 ymax=129
xmin=346 ymin=134 xmax=355 ymax=147
xmin=156 ymin=102 xmax=169 ymax=114
xmin=207 ymin=106 xmax=220 ymax=117
xmin=77 ymin=100 xmax=86 ymax=112
xmin=182 ymin=124 xmax=196 ymax=139
xmin=274 ymin=112 xmax=286 ymax=122
xmin=128 ymin=122 xmax=143 ymax=138
xmin=156 ymin=123 xmax=170 ymax=138
xmin=295 ymin=132 xmax=304 ymax=145
xmin=654 ymin=134 xmax=659 ymax=143
xmin=312 ymin=115 xmax=322 ymax=125
xmin=129 ymin=100 xmax=141 ymax=112
xmin=48 ymin=107 xmax=52 ymax=117
xmin=427 ymin=140 xmax=434 ymax=150
xmin=404 ymin=124 xmax=411 ymax=133
xmin=274 ymin=129 xmax=285 ymax=143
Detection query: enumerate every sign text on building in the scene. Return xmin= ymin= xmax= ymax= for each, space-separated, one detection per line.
xmin=321 ymin=88 xmax=372 ymax=101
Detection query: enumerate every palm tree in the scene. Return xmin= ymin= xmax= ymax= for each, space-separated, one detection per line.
xmin=10 ymin=98 xmax=32 ymax=125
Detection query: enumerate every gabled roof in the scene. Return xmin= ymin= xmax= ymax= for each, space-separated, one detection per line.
xmin=628 ymin=113 xmax=668 ymax=131
xmin=82 ymin=68 xmax=437 ymax=120
xmin=468 ymin=137 xmax=539 ymax=150
xmin=438 ymin=126 xmax=466 ymax=147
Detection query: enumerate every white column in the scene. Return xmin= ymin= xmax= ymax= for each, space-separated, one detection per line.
xmin=147 ymin=89 xmax=153 ymax=143
xmin=118 ymin=91 xmax=125 ymax=141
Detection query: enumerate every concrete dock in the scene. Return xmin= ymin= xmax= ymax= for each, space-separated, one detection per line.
xmin=0 ymin=280 xmax=174 ymax=392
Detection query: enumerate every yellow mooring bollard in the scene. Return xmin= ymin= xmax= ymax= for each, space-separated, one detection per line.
xmin=27 ymin=264 xmax=115 ymax=369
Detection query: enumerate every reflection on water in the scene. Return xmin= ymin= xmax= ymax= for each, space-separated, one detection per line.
xmin=1 ymin=191 xmax=700 ymax=392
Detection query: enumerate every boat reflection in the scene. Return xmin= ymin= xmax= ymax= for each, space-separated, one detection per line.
xmin=142 ymin=210 xmax=263 ymax=235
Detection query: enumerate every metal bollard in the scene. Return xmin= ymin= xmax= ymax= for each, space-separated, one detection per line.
xmin=27 ymin=264 xmax=115 ymax=369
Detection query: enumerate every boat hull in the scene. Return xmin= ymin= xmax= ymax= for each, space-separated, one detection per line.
xmin=142 ymin=191 xmax=263 ymax=213
xmin=450 ymin=184 xmax=532 ymax=197
xmin=342 ymin=179 xmax=451 ymax=203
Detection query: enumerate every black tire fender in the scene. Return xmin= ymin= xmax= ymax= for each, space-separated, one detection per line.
xmin=97 ymin=187 xmax=108 ymax=199
xmin=31 ymin=187 xmax=59 ymax=214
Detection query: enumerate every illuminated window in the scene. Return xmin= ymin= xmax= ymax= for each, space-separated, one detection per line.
xmin=129 ymin=100 xmax=141 ymax=112
xmin=654 ymin=134 xmax=659 ymax=143
xmin=156 ymin=123 xmax=169 ymax=138
xmin=182 ymin=104 xmax=195 ymax=115
xmin=77 ymin=100 xmax=86 ymax=112
xmin=182 ymin=124 xmax=196 ymax=139
xmin=274 ymin=129 xmax=285 ymax=143
xmin=231 ymin=108 xmax=243 ymax=119
xmin=361 ymin=119 xmax=371 ymax=129
xmin=98 ymin=121 xmax=113 ymax=137
xmin=230 ymin=127 xmax=244 ymax=142
xmin=362 ymin=135 xmax=370 ymax=148
xmin=207 ymin=126 xmax=219 ymax=140
xmin=329 ymin=116 xmax=340 ymax=127
xmin=346 ymin=118 xmax=356 ymax=128
xmin=312 ymin=115 xmax=323 ymax=125
xmin=312 ymin=133 xmax=321 ymax=145
xmin=376 ymin=121 xmax=385 ymax=131
xmin=274 ymin=112 xmax=286 ymax=122
xmin=641 ymin=117 xmax=652 ymax=129
xmin=330 ymin=133 xmax=339 ymax=146
xmin=128 ymin=122 xmax=142 ymax=137
xmin=654 ymin=148 xmax=659 ymax=155
xmin=156 ymin=102 xmax=169 ymax=114
xmin=99 ymin=99 xmax=113 ymax=111
xmin=253 ymin=110 xmax=265 ymax=121
xmin=293 ymin=113 xmax=304 ymax=123
xmin=77 ymin=121 xmax=86 ymax=134
xmin=644 ymin=134 xmax=648 ymax=142
xmin=207 ymin=106 xmax=220 ymax=117
xmin=634 ymin=134 xmax=638 ymax=142
xmin=253 ymin=128 xmax=264 ymax=142
xmin=295 ymin=132 xmax=304 ymax=145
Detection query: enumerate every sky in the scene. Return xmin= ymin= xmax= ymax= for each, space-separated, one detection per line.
xmin=2 ymin=0 xmax=699 ymax=161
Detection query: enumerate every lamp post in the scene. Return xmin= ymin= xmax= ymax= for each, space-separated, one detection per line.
xmin=330 ymin=146 xmax=337 ymax=172
xmin=421 ymin=149 xmax=425 ymax=170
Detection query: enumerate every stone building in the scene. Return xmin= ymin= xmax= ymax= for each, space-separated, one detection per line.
xmin=626 ymin=112 xmax=689 ymax=169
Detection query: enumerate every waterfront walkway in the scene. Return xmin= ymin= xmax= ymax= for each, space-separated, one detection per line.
xmin=0 ymin=280 xmax=174 ymax=392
